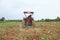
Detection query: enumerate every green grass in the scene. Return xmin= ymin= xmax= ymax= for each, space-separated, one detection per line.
xmin=42 ymin=36 xmax=49 ymax=40
xmin=0 ymin=21 xmax=20 ymax=31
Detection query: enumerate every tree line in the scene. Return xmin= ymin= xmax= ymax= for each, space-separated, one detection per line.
xmin=37 ymin=17 xmax=60 ymax=22
xmin=0 ymin=17 xmax=60 ymax=22
xmin=0 ymin=17 xmax=22 ymax=22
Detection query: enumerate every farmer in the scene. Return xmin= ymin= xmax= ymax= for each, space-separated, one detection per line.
xmin=24 ymin=15 xmax=33 ymax=27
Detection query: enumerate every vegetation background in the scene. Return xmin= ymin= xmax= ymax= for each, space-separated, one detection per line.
xmin=0 ymin=17 xmax=60 ymax=40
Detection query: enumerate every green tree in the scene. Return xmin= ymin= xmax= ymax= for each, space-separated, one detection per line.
xmin=40 ymin=18 xmax=45 ymax=22
xmin=1 ymin=17 xmax=5 ymax=21
xmin=45 ymin=19 xmax=51 ymax=22
xmin=55 ymin=17 xmax=60 ymax=21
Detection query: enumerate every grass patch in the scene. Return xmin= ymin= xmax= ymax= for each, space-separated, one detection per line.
xmin=0 ymin=21 xmax=20 ymax=31
xmin=42 ymin=36 xmax=49 ymax=40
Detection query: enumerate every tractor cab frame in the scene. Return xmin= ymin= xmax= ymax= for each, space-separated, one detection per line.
xmin=22 ymin=11 xmax=35 ymax=28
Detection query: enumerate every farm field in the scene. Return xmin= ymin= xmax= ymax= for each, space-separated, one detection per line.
xmin=0 ymin=22 xmax=60 ymax=40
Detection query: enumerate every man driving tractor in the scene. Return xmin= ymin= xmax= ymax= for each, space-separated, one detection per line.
xmin=24 ymin=15 xmax=33 ymax=27
xmin=23 ymin=11 xmax=34 ymax=27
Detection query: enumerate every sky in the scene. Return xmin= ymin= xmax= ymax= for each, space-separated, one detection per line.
xmin=0 ymin=0 xmax=60 ymax=20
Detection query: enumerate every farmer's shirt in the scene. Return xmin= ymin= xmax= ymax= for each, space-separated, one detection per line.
xmin=24 ymin=17 xmax=33 ymax=23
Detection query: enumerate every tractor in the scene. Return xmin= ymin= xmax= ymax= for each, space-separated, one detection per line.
xmin=22 ymin=11 xmax=35 ymax=28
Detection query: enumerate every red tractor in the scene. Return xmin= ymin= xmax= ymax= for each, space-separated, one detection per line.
xmin=22 ymin=11 xmax=35 ymax=28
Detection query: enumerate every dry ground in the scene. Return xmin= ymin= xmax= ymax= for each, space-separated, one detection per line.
xmin=0 ymin=22 xmax=60 ymax=40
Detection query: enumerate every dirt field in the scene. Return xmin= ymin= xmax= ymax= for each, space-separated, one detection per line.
xmin=0 ymin=22 xmax=60 ymax=40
